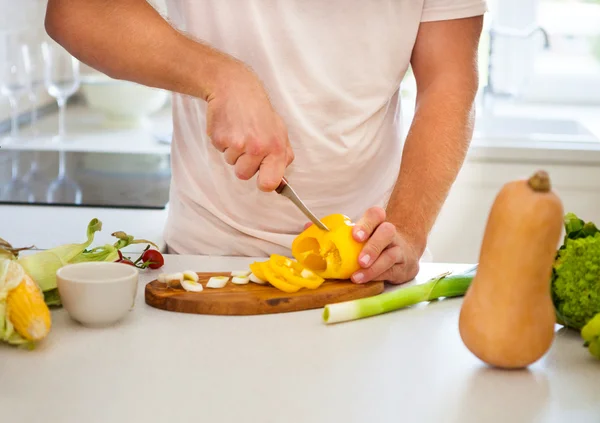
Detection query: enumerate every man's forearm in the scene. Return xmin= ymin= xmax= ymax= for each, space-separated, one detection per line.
xmin=45 ymin=0 xmax=236 ymax=101
xmin=385 ymin=76 xmax=477 ymax=254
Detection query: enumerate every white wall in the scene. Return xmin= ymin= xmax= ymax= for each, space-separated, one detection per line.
xmin=427 ymin=156 xmax=600 ymax=264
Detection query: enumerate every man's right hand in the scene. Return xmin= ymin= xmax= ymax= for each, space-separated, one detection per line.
xmin=206 ymin=62 xmax=294 ymax=192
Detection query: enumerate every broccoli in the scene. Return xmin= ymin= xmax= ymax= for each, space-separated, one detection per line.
xmin=581 ymin=313 xmax=600 ymax=359
xmin=551 ymin=212 xmax=600 ymax=331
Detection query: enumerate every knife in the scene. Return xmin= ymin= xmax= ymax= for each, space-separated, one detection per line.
xmin=276 ymin=177 xmax=330 ymax=231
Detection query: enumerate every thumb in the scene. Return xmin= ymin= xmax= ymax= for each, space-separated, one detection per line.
xmin=354 ymin=207 xmax=386 ymax=242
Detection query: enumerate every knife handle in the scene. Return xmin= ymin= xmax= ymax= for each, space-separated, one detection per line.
xmin=275 ymin=176 xmax=289 ymax=195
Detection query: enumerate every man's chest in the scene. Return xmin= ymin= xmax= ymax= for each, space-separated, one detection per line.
xmin=166 ymin=0 xmax=423 ymax=86
xmin=166 ymin=0 xmax=423 ymax=57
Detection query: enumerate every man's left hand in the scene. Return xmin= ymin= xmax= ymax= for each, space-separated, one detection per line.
xmin=349 ymin=207 xmax=423 ymax=285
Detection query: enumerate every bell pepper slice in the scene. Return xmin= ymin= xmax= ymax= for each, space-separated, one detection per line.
xmin=262 ymin=260 xmax=302 ymax=293
xmin=268 ymin=254 xmax=325 ymax=289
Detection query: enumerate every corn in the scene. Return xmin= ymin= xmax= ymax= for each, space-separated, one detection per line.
xmin=6 ymin=274 xmax=52 ymax=342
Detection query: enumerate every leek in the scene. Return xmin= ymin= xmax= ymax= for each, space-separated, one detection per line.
xmin=322 ymin=265 xmax=477 ymax=324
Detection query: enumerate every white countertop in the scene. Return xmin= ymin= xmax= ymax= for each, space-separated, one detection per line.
xmin=1 ymin=255 xmax=598 ymax=423
xmin=4 ymin=99 xmax=600 ymax=166
xmin=0 ymin=204 xmax=168 ymax=253
xmin=1 ymin=103 xmax=172 ymax=155
xmin=467 ymin=102 xmax=600 ymax=165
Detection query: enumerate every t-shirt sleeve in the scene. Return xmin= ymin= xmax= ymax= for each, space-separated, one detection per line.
xmin=421 ymin=0 xmax=488 ymax=22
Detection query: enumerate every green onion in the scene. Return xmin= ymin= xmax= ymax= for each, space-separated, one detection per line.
xmin=322 ymin=265 xmax=478 ymax=324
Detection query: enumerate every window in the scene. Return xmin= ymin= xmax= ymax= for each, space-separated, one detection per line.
xmin=485 ymin=0 xmax=600 ymax=105
xmin=401 ymin=0 xmax=600 ymax=146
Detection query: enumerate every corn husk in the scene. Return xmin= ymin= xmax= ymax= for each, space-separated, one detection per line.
xmin=1 ymin=218 xmax=160 ymax=307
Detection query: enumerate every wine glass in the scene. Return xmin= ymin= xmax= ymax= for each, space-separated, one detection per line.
xmin=22 ymin=42 xmax=45 ymax=136
xmin=21 ymin=150 xmax=52 ymax=202
xmin=46 ymin=150 xmax=82 ymax=204
xmin=0 ymin=152 xmax=34 ymax=203
xmin=0 ymin=32 xmax=30 ymax=144
xmin=41 ymin=41 xmax=80 ymax=142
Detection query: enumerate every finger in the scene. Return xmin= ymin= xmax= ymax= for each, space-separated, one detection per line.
xmin=357 ymin=222 xmax=397 ymax=268
xmin=303 ymin=222 xmax=312 ymax=230
xmin=234 ymin=153 xmax=263 ymax=180
xmin=224 ymin=146 xmax=244 ymax=165
xmin=378 ymin=260 xmax=420 ymax=285
xmin=257 ymin=153 xmax=286 ymax=192
xmin=286 ymin=144 xmax=295 ymax=166
xmin=275 ymin=117 xmax=293 ymax=166
xmin=353 ymin=207 xmax=386 ymax=242
xmin=351 ymin=245 xmax=402 ymax=284
xmin=209 ymin=134 xmax=228 ymax=153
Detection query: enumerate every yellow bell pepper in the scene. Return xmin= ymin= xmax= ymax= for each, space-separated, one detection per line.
xmin=291 ymin=214 xmax=364 ymax=280
xmin=249 ymin=261 xmax=268 ymax=281
xmin=262 ymin=259 xmax=302 ymax=293
xmin=267 ymin=254 xmax=325 ymax=289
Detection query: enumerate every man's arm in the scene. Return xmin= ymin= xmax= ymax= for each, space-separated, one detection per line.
xmin=45 ymin=0 xmax=293 ymax=191
xmin=46 ymin=0 xmax=228 ymax=101
xmin=385 ymin=15 xmax=484 ymax=255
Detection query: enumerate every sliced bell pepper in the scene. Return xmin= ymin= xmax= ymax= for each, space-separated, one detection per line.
xmin=262 ymin=260 xmax=302 ymax=293
xmin=267 ymin=254 xmax=325 ymax=289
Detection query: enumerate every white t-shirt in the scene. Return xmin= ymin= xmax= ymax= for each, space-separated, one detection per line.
xmin=162 ymin=0 xmax=487 ymax=257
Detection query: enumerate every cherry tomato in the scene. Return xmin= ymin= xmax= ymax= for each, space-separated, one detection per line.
xmin=141 ymin=249 xmax=164 ymax=269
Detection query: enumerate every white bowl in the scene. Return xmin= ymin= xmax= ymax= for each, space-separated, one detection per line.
xmin=56 ymin=262 xmax=139 ymax=327
xmin=80 ymin=73 xmax=169 ymax=126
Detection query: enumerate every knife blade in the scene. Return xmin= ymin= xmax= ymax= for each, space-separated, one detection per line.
xmin=276 ymin=177 xmax=330 ymax=231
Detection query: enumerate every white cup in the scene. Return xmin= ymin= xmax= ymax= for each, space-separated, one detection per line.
xmin=56 ymin=262 xmax=139 ymax=327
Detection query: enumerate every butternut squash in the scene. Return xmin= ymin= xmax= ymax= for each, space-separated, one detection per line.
xmin=458 ymin=170 xmax=564 ymax=369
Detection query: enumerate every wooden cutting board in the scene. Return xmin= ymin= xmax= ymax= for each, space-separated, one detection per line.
xmin=144 ymin=272 xmax=385 ymax=316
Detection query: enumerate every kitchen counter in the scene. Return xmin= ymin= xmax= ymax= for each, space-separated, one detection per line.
xmin=0 ymin=204 xmax=168 ymax=253
xmin=1 ymin=255 xmax=598 ymax=423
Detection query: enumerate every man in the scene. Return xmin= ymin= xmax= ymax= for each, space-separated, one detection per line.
xmin=45 ymin=0 xmax=485 ymax=285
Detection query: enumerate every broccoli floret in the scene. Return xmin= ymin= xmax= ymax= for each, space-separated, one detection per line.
xmin=551 ymin=212 xmax=600 ymax=330
xmin=581 ymin=313 xmax=600 ymax=359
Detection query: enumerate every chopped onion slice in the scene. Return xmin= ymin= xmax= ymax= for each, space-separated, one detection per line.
xmin=164 ymin=273 xmax=183 ymax=288
xmin=249 ymin=273 xmax=267 ymax=284
xmin=231 ymin=270 xmax=251 ymax=278
xmin=232 ymin=276 xmax=249 ymax=285
xmin=206 ymin=276 xmax=229 ymax=288
xmin=181 ymin=279 xmax=204 ymax=292
xmin=182 ymin=271 xmax=199 ymax=282
xmin=166 ymin=272 xmax=183 ymax=281
xmin=157 ymin=273 xmax=167 ymax=284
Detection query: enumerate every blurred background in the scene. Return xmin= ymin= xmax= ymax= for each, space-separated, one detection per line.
xmin=1 ymin=0 xmax=600 ymax=263
xmin=0 ymin=0 xmax=171 ymax=210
